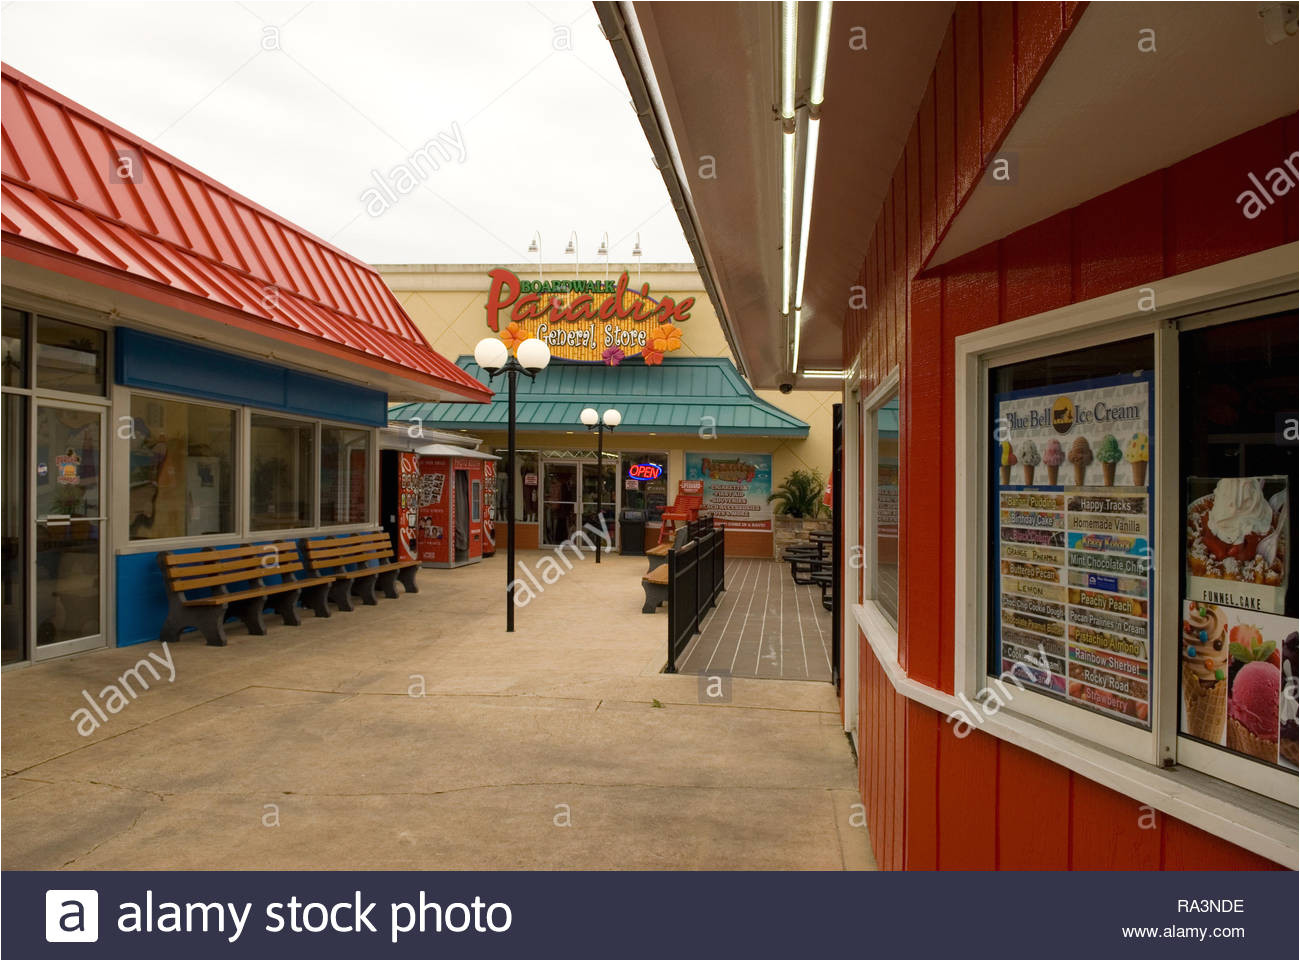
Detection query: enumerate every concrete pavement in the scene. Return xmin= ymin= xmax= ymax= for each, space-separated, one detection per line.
xmin=2 ymin=550 xmax=874 ymax=870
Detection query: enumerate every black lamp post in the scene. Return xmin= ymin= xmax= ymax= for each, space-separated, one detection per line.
xmin=475 ymin=335 xmax=551 ymax=632
xmin=580 ymin=406 xmax=621 ymax=563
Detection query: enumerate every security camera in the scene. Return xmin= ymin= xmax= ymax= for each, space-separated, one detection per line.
xmin=779 ymin=381 xmax=794 ymax=394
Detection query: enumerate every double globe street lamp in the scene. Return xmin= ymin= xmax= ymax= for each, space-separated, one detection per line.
xmin=580 ymin=406 xmax=621 ymax=564
xmin=474 ymin=334 xmax=551 ymax=632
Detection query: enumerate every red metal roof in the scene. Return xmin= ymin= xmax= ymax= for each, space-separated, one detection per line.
xmin=0 ymin=63 xmax=491 ymax=402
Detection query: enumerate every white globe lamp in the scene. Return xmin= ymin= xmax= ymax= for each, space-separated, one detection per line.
xmin=516 ymin=337 xmax=551 ymax=373
xmin=473 ymin=337 xmax=508 ymax=373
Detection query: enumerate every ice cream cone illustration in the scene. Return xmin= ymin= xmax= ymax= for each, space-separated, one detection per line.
xmin=1097 ymin=434 xmax=1122 ymax=487
xmin=1067 ymin=436 xmax=1092 ymax=486
xmin=1182 ymin=602 xmax=1228 ymax=742
xmin=1125 ymin=432 xmax=1149 ymax=487
xmin=1043 ymin=439 xmax=1063 ymax=487
xmin=998 ymin=441 xmax=1015 ymax=486
xmin=1017 ymin=439 xmax=1040 ymax=486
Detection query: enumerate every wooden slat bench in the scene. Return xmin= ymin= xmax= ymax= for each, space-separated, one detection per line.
xmin=299 ymin=530 xmax=420 ymax=613
xmin=158 ymin=542 xmax=330 ymax=646
xmin=641 ymin=564 xmax=670 ymax=613
xmin=645 ymin=525 xmax=688 ymax=573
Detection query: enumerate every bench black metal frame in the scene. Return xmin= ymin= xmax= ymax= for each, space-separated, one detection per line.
xmin=299 ymin=530 xmax=420 ymax=614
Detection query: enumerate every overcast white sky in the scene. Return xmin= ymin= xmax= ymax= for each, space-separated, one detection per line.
xmin=0 ymin=0 xmax=693 ymax=266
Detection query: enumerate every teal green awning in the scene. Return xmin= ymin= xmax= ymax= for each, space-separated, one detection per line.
xmin=389 ymin=356 xmax=809 ymax=437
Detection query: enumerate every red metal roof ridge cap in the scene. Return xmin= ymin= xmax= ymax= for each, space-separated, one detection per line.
xmin=1 ymin=175 xmax=427 ymax=342
xmin=2 ymin=231 xmax=493 ymax=401
xmin=1 ymin=62 xmax=382 ymax=275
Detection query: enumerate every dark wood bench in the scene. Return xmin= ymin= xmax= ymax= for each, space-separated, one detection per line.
xmin=299 ymin=530 xmax=420 ymax=613
xmin=641 ymin=564 xmax=669 ymax=613
xmin=158 ymin=542 xmax=331 ymax=646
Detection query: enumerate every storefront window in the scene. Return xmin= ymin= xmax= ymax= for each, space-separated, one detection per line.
xmin=873 ymin=397 xmax=900 ymax=627
xmin=35 ymin=316 xmax=105 ymax=396
xmin=988 ymin=336 xmax=1155 ymax=729
xmin=493 ymin=450 xmax=539 ymax=523
xmin=3 ymin=307 xmax=26 ymax=388
xmin=128 ymin=396 xmax=236 ymax=539
xmin=1178 ymin=311 xmax=1297 ymax=773
xmin=320 ymin=426 xmax=370 ymax=525
xmin=620 ymin=451 xmax=668 ymax=523
xmin=251 ymin=414 xmax=314 ymax=530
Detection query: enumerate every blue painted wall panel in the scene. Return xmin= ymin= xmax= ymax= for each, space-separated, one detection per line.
xmin=116 ymin=551 xmax=169 ymax=646
xmin=116 ymin=542 xmax=302 ymax=646
xmin=116 ymin=329 xmax=386 ymax=426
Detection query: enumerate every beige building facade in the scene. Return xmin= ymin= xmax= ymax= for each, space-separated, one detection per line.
xmin=378 ymin=264 xmax=838 ymax=556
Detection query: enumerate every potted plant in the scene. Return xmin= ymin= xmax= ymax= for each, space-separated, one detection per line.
xmin=768 ymin=469 xmax=830 ymax=561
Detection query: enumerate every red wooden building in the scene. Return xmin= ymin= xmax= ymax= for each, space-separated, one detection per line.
xmin=603 ymin=1 xmax=1298 ymax=869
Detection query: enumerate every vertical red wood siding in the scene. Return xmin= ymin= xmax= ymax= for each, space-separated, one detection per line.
xmin=843 ymin=1 xmax=1297 ymax=871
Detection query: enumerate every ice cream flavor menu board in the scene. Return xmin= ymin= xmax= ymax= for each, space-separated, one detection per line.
xmin=992 ymin=371 xmax=1154 ymax=728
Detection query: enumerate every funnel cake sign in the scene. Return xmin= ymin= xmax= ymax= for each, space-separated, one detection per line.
xmin=485 ymin=268 xmax=692 ymax=365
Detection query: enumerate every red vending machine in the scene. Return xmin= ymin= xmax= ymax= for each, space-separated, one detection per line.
xmin=482 ymin=459 xmax=497 ymax=557
xmin=379 ymin=449 xmax=420 ymax=561
xmin=416 ymin=447 xmax=495 ymax=568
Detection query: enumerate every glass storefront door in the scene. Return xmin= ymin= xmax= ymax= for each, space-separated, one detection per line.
xmin=2 ymin=394 xmax=27 ymax=665
xmin=541 ymin=461 xmax=578 ymax=545
xmin=580 ymin=457 xmax=618 ymax=550
xmin=32 ymin=402 xmax=105 ymax=658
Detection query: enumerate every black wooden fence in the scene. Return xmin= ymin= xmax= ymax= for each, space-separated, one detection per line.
xmin=665 ymin=524 xmax=726 ymax=673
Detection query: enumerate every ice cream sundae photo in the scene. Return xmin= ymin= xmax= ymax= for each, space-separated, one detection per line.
xmin=1186 ymin=477 xmax=1287 ymax=589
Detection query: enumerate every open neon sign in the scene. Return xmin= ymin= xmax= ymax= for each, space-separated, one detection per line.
xmin=627 ymin=462 xmax=664 ymax=481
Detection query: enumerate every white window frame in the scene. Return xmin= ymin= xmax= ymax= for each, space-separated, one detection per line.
xmin=841 ymin=368 xmax=862 ymax=744
xmin=954 ymin=244 xmax=1298 ymax=805
xmin=861 ymin=367 xmax=901 ymax=640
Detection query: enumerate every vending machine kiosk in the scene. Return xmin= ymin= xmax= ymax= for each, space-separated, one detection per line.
xmin=414 ymin=445 xmax=498 ymax=569
xmin=379 ymin=449 xmax=420 ymax=562
xmin=379 ymin=437 xmax=499 ymax=570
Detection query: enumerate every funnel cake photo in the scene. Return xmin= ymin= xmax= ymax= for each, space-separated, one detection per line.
xmin=1186 ymin=477 xmax=1287 ymax=588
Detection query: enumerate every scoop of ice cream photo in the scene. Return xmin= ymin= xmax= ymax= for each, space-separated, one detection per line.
xmin=1096 ymin=434 xmax=1122 ymax=486
xmin=1042 ymin=439 xmax=1064 ymax=485
xmin=1227 ymin=659 xmax=1280 ymax=764
xmin=1067 ymin=436 xmax=1092 ymax=486
xmin=1017 ymin=439 xmax=1040 ymax=485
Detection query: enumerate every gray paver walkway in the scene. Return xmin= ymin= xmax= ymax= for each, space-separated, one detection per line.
xmin=2 ymin=550 xmax=872 ymax=871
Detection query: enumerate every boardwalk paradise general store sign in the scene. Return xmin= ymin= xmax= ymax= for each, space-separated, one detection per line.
xmin=485 ymin=268 xmax=693 ymax=365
